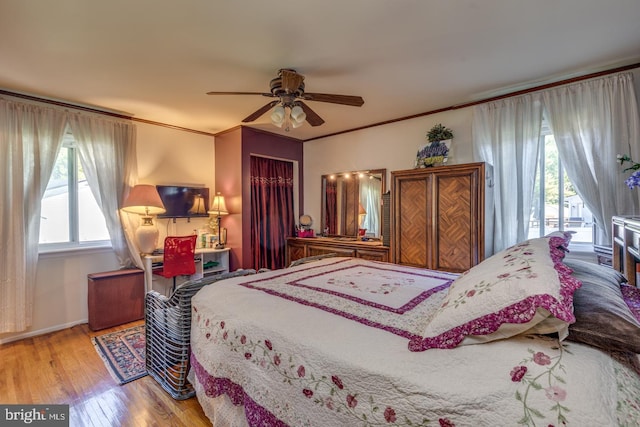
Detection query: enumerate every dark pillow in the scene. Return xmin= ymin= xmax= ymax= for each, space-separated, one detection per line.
xmin=564 ymin=258 xmax=640 ymax=354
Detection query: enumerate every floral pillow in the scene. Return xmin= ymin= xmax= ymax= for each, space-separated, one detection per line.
xmin=409 ymin=235 xmax=581 ymax=351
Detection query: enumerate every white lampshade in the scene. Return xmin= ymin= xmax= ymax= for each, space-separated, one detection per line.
xmin=122 ymin=184 xmax=166 ymax=216
xmin=188 ymin=194 xmax=207 ymax=215
xmin=208 ymin=192 xmax=229 ymax=216
xmin=290 ymin=105 xmax=306 ymax=123
xmin=270 ymin=105 xmax=285 ymax=124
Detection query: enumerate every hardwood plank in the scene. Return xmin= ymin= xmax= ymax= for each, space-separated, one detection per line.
xmin=0 ymin=321 xmax=211 ymax=426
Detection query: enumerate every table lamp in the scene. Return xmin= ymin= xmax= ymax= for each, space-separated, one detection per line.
xmin=188 ymin=193 xmax=207 ymax=215
xmin=122 ymin=184 xmax=166 ymax=254
xmin=208 ymin=192 xmax=229 ymax=248
xmin=358 ymin=203 xmax=367 ymax=238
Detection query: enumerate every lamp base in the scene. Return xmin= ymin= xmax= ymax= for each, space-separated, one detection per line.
xmin=136 ymin=217 xmax=159 ymax=254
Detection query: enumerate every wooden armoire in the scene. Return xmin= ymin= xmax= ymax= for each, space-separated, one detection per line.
xmin=391 ymin=162 xmax=492 ymax=273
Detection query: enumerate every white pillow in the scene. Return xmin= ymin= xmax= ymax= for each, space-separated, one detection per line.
xmin=409 ymin=235 xmax=580 ymax=351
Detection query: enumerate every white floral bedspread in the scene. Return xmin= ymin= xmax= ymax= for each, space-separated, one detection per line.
xmin=190 ymin=257 xmax=640 ymax=426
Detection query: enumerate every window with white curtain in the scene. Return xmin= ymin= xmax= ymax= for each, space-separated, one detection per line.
xmin=529 ymin=122 xmax=593 ymax=244
xmin=39 ymin=132 xmax=110 ymax=248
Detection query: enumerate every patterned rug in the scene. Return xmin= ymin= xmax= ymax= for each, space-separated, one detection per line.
xmin=92 ymin=324 xmax=147 ymax=385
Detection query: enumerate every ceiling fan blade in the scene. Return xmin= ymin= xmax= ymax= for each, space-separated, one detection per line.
xmin=280 ymin=69 xmax=305 ymax=93
xmin=206 ymin=91 xmax=274 ymax=97
xmin=242 ymin=100 xmax=279 ymax=123
xmin=303 ymin=93 xmax=364 ymax=107
xmin=298 ymin=102 xmax=325 ymax=127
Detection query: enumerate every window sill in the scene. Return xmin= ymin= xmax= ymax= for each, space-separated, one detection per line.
xmin=38 ymin=242 xmax=113 ymax=258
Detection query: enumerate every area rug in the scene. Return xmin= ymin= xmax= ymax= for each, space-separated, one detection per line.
xmin=92 ymin=324 xmax=147 ymax=385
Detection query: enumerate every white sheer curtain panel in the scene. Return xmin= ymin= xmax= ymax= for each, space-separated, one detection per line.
xmin=473 ymin=94 xmax=544 ymax=252
xmin=0 ymin=100 xmax=67 ymax=333
xmin=542 ymin=72 xmax=640 ymax=246
xmin=360 ymin=178 xmax=381 ymax=236
xmin=68 ymin=112 xmax=142 ymax=268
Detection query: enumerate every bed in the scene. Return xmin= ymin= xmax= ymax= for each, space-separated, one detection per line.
xmin=189 ymin=234 xmax=640 ymax=426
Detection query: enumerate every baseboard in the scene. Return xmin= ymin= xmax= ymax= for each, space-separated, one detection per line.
xmin=0 ymin=319 xmax=88 ymax=345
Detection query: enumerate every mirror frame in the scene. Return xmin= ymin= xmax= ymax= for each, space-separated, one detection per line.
xmin=320 ymin=168 xmax=386 ymax=238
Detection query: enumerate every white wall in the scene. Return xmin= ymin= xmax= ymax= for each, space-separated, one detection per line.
xmin=303 ymin=107 xmax=475 ymax=229
xmin=303 ymin=68 xmax=640 ymax=232
xmin=0 ymin=122 xmax=215 ymax=344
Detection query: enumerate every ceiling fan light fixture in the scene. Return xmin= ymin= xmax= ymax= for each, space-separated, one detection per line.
xmin=207 ymin=69 xmax=362 ymax=131
xmin=270 ymin=105 xmax=285 ymax=124
xmin=290 ymin=105 xmax=306 ymax=123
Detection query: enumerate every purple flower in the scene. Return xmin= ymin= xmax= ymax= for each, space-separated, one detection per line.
xmin=297 ymin=365 xmax=306 ymax=378
xmin=244 ymin=352 xmax=252 ymax=359
xmin=384 ymin=407 xmax=397 ymax=423
xmin=626 ymin=170 xmax=640 ymax=189
xmin=325 ymin=397 xmax=334 ymax=410
xmin=274 ymin=355 xmax=281 ymax=366
xmin=533 ymin=352 xmax=551 ymax=366
xmin=219 ymin=320 xmax=224 ymax=329
xmin=346 ymin=394 xmax=358 ymax=408
xmin=240 ymin=335 xmax=247 ymax=344
xmin=303 ymin=388 xmax=313 ymax=398
xmin=439 ymin=419 xmax=455 ymax=427
xmin=545 ymin=386 xmax=567 ymax=402
xmin=510 ymin=365 xmax=527 ymax=382
xmin=332 ymin=375 xmax=344 ymax=389
xmin=265 ymin=340 xmax=272 ymax=350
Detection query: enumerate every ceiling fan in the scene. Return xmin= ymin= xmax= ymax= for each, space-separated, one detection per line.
xmin=206 ymin=69 xmax=364 ymax=130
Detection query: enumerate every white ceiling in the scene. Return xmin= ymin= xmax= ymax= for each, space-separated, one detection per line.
xmin=1 ymin=0 xmax=639 ymax=141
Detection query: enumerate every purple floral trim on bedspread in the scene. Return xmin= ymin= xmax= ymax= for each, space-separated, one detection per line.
xmin=409 ymin=237 xmax=582 ymax=351
xmin=191 ymin=320 xmax=458 ymax=427
xmin=191 ymin=353 xmax=288 ymax=427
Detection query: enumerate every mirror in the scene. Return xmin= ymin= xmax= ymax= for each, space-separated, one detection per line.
xmin=321 ymin=169 xmax=386 ymax=238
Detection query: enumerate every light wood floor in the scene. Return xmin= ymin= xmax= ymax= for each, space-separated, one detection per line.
xmin=0 ymin=321 xmax=212 ymax=427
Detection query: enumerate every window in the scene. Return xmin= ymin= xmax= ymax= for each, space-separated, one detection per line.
xmin=39 ymin=134 xmax=110 ymax=248
xmin=529 ymin=131 xmax=593 ymax=245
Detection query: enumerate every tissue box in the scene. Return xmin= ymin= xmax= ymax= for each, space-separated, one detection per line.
xmin=297 ymin=229 xmax=315 ymax=238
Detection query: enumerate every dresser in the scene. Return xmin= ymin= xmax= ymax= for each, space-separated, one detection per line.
xmin=391 ymin=162 xmax=492 ymax=273
xmin=286 ymin=237 xmax=390 ymax=266
xmin=612 ymin=215 xmax=640 ymax=285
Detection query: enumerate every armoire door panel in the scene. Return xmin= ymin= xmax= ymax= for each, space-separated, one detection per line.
xmin=396 ymin=178 xmax=429 ymax=266
xmin=433 ymin=171 xmax=477 ymax=272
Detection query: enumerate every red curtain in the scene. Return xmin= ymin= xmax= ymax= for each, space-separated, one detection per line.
xmin=326 ymin=180 xmax=337 ymax=234
xmin=250 ymin=156 xmax=295 ymax=270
